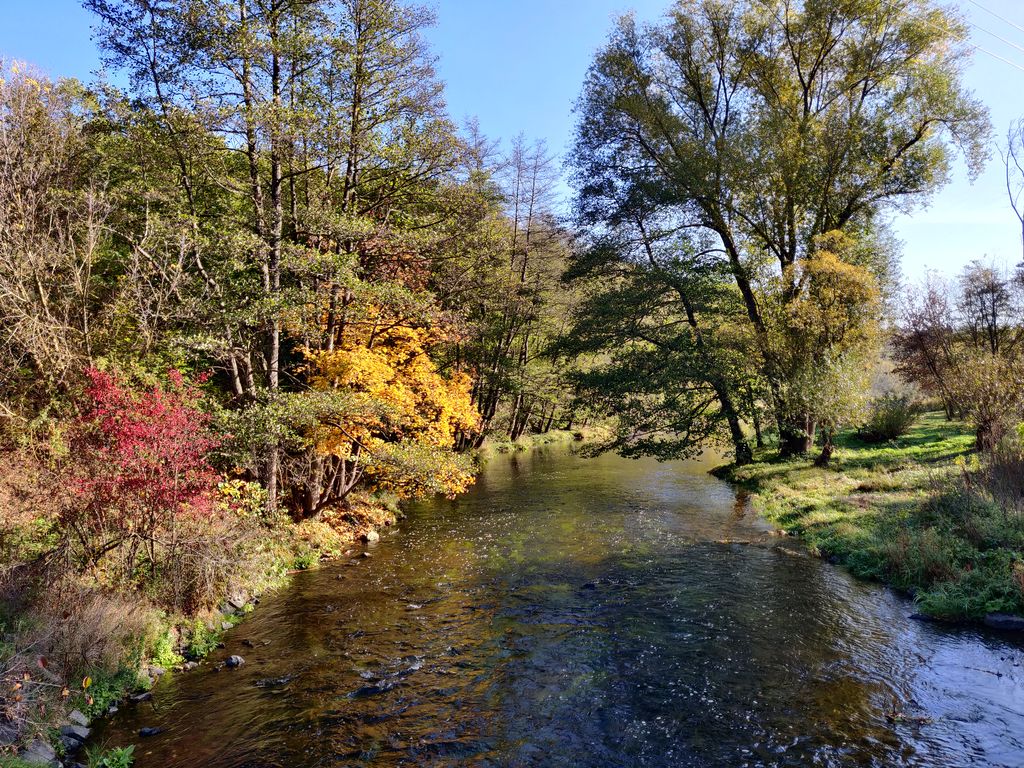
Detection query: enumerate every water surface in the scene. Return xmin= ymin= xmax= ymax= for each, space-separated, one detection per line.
xmin=92 ymin=449 xmax=1024 ymax=766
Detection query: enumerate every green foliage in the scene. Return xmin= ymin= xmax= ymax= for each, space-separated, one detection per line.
xmin=182 ymin=620 xmax=221 ymax=661
xmin=860 ymin=394 xmax=920 ymax=443
xmin=77 ymin=667 xmax=146 ymax=719
xmin=570 ymin=0 xmax=989 ymax=462
xmin=86 ymin=744 xmax=135 ymax=768
xmin=0 ymin=759 xmax=45 ymax=768
xmin=291 ymin=550 xmax=321 ymax=571
xmin=148 ymin=628 xmax=183 ymax=670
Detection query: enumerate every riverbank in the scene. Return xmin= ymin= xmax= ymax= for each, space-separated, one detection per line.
xmin=2 ymin=426 xmax=602 ymax=766
xmin=721 ymin=412 xmax=1024 ymax=623
xmin=0 ymin=483 xmax=396 ymax=768
xmin=476 ymin=425 xmax=612 ymax=462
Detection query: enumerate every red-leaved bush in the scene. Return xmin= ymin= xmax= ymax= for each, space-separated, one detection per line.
xmin=65 ymin=369 xmax=224 ymax=605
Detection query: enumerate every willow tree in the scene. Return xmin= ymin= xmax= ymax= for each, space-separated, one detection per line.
xmin=571 ymin=0 xmax=989 ymax=457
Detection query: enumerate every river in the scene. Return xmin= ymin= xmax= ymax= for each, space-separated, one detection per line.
xmin=90 ymin=448 xmax=1024 ymax=767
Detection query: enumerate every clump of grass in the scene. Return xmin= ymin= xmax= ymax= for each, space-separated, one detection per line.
xmin=85 ymin=744 xmax=135 ymax=768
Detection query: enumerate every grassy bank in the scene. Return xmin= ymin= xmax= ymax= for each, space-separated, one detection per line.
xmin=476 ymin=425 xmax=612 ymax=463
xmin=723 ymin=412 xmax=1024 ymax=621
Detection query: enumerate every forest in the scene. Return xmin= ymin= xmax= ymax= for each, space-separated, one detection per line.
xmin=2 ymin=0 xmax=1024 ymax=765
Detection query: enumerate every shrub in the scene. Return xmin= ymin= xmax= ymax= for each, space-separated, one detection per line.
xmin=85 ymin=744 xmax=135 ymax=768
xmin=859 ymin=393 xmax=919 ymax=442
xmin=182 ymin=619 xmax=220 ymax=661
xmin=985 ymin=426 xmax=1024 ymax=516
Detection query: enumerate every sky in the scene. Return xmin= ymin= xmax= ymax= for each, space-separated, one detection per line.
xmin=2 ymin=0 xmax=1023 ymax=281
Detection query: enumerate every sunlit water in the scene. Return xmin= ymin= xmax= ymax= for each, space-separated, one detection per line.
xmin=90 ymin=449 xmax=1024 ymax=767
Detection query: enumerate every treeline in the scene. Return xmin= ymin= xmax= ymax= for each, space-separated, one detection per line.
xmin=0 ymin=0 xmax=585 ymax=746
xmin=1 ymin=0 xmax=585 ymax=515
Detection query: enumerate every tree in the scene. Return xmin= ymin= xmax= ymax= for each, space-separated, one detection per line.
xmin=559 ymin=204 xmax=756 ymax=462
xmin=571 ymin=0 xmax=989 ymax=458
xmin=0 ymin=63 xmax=108 ymax=425
xmin=299 ymin=293 xmax=479 ymax=511
xmin=896 ymin=265 xmax=1024 ymax=450
xmin=763 ymin=232 xmax=882 ymax=465
xmin=86 ymin=0 xmax=468 ymax=511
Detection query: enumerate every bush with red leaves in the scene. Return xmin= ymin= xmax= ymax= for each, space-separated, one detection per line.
xmin=65 ymin=369 xmax=222 ymax=586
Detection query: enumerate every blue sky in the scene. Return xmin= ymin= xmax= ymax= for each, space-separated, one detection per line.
xmin=2 ymin=0 xmax=1023 ymax=281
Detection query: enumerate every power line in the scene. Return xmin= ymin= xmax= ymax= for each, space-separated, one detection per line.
xmin=879 ymin=0 xmax=1024 ymax=74
xmin=962 ymin=12 xmax=1024 ymax=58
xmin=965 ymin=0 xmax=1024 ymax=38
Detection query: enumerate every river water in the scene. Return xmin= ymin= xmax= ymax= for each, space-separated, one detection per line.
xmin=91 ymin=448 xmax=1024 ymax=767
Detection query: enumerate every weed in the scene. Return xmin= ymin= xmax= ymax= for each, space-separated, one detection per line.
xmin=85 ymin=744 xmax=135 ymax=768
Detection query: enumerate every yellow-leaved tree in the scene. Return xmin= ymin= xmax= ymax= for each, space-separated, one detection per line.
xmin=304 ymin=306 xmax=480 ymax=507
xmin=765 ymin=231 xmax=882 ymax=466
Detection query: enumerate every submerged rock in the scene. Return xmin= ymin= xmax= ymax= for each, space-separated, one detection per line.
xmin=255 ymin=674 xmax=295 ymax=688
xmin=984 ymin=613 xmax=1024 ymax=632
xmin=139 ymin=726 xmax=163 ymax=737
xmin=226 ymin=654 xmax=245 ymax=668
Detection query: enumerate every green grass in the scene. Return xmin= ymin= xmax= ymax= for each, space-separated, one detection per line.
xmin=724 ymin=412 xmax=1024 ymax=621
xmin=476 ymin=426 xmax=612 ymax=462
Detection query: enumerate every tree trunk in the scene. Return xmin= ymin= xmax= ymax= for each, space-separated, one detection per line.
xmin=779 ymin=415 xmax=815 ymax=458
xmin=814 ymin=428 xmax=834 ymax=467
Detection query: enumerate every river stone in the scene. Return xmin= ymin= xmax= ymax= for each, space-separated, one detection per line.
xmin=226 ymin=654 xmax=245 ymax=668
xmin=139 ymin=726 xmax=163 ymax=737
xmin=68 ymin=709 xmax=89 ymax=727
xmin=21 ymin=739 xmax=57 ymax=766
xmin=984 ymin=613 xmax=1024 ymax=631
xmin=225 ymin=593 xmax=247 ymax=612
xmin=60 ymin=723 xmax=90 ymax=742
xmin=363 ymin=529 xmax=380 ymax=543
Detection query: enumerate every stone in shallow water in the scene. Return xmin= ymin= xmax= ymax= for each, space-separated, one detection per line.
xmin=59 ymin=723 xmax=90 ymax=743
xmin=226 ymin=654 xmax=245 ymax=668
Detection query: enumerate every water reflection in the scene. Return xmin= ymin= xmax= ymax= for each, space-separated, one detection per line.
xmin=91 ymin=449 xmax=1024 ymax=767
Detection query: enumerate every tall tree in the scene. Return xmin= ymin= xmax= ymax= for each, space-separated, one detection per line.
xmin=571 ymin=0 xmax=989 ymax=458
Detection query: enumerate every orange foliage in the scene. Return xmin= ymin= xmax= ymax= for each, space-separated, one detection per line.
xmin=305 ymin=308 xmax=480 ymax=498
